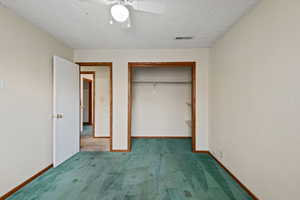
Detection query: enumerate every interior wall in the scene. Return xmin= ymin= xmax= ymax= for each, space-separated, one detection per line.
xmin=80 ymin=67 xmax=110 ymax=137
xmin=74 ymin=48 xmax=210 ymax=151
xmin=210 ymin=0 xmax=300 ymax=199
xmin=132 ymin=67 xmax=192 ymax=137
xmin=0 ymin=6 xmax=73 ymax=197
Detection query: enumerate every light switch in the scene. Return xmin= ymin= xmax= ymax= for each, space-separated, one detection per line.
xmin=0 ymin=80 xmax=5 ymax=89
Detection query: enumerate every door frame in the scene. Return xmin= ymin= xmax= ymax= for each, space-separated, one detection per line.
xmin=81 ymin=73 xmax=95 ymax=134
xmin=77 ymin=62 xmax=113 ymax=152
xmin=86 ymin=79 xmax=93 ymax=125
xmin=128 ymin=62 xmax=196 ymax=152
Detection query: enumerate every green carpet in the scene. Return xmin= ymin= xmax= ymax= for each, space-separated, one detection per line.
xmin=8 ymin=139 xmax=253 ymax=200
xmin=81 ymin=125 xmax=93 ymax=137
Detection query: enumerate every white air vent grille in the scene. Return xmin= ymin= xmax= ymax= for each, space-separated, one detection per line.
xmin=175 ymin=36 xmax=194 ymax=40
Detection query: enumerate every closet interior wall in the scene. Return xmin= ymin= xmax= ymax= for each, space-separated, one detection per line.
xmin=131 ymin=67 xmax=192 ymax=138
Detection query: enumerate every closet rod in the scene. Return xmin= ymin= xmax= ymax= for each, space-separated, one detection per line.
xmin=132 ymin=81 xmax=192 ymax=84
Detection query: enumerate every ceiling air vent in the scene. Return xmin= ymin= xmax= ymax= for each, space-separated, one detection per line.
xmin=175 ymin=36 xmax=194 ymax=40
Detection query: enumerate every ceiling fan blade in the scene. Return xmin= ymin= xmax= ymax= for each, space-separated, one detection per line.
xmin=78 ymin=0 xmax=117 ymax=5
xmin=131 ymin=0 xmax=165 ymax=14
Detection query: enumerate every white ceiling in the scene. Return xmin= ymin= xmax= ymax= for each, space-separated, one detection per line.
xmin=0 ymin=0 xmax=260 ymax=49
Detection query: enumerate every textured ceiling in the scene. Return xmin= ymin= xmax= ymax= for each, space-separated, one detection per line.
xmin=0 ymin=0 xmax=260 ymax=49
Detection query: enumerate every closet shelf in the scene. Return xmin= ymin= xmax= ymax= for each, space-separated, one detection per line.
xmin=185 ymin=120 xmax=192 ymax=127
xmin=132 ymin=81 xmax=192 ymax=84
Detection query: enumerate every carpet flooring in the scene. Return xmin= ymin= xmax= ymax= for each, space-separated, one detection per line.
xmin=8 ymin=139 xmax=253 ymax=200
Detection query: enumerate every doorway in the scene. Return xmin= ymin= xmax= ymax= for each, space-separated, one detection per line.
xmin=80 ymin=72 xmax=95 ymax=138
xmin=78 ymin=62 xmax=113 ymax=152
xmin=128 ymin=62 xmax=196 ymax=152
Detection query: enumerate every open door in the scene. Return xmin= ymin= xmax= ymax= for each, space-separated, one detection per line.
xmin=53 ymin=56 xmax=80 ymax=167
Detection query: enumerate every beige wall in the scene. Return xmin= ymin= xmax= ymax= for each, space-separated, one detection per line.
xmin=210 ymin=0 xmax=300 ymax=199
xmin=0 ymin=6 xmax=73 ymax=196
xmin=74 ymin=48 xmax=210 ymax=151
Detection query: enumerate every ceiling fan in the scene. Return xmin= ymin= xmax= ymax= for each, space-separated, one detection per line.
xmin=79 ymin=0 xmax=165 ymax=28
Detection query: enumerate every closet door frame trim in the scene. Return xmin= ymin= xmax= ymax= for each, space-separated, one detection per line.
xmin=128 ymin=62 xmax=196 ymax=152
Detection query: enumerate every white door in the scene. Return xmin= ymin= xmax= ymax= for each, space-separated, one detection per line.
xmin=53 ymin=56 xmax=80 ymax=167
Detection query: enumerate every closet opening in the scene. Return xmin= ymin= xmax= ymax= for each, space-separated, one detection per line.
xmin=128 ymin=62 xmax=196 ymax=152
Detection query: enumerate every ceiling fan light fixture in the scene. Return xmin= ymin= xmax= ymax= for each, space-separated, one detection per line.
xmin=111 ymin=4 xmax=129 ymax=23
